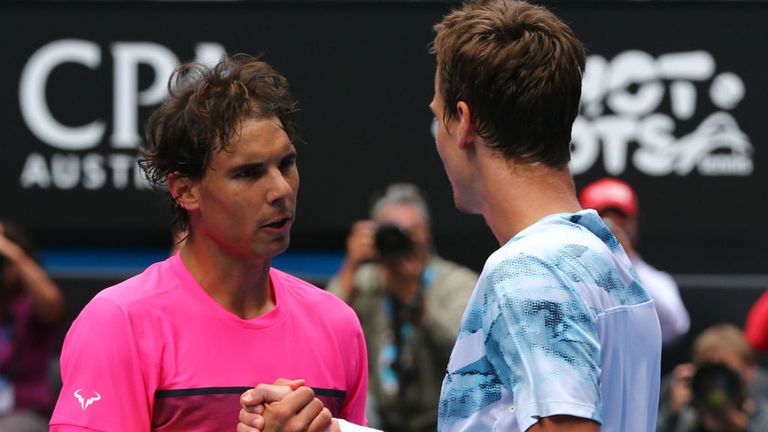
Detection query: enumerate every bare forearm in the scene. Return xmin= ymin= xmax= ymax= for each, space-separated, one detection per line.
xmin=14 ymin=254 xmax=64 ymax=322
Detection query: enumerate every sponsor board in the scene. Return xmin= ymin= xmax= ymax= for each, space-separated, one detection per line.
xmin=573 ymin=50 xmax=753 ymax=177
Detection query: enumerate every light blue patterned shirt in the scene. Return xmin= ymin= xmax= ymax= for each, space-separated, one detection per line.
xmin=438 ymin=210 xmax=661 ymax=432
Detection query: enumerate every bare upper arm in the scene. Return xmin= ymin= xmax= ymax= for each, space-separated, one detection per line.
xmin=526 ymin=415 xmax=600 ymax=432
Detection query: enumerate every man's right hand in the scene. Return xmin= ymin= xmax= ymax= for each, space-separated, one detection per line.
xmin=332 ymin=221 xmax=379 ymax=300
xmin=669 ymin=363 xmax=695 ymax=415
xmin=345 ymin=221 xmax=378 ymax=267
xmin=237 ymin=379 xmax=336 ymax=432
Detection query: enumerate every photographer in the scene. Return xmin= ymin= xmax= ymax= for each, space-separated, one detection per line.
xmin=687 ymin=363 xmax=768 ymax=432
xmin=327 ymin=183 xmax=477 ymax=432
xmin=0 ymin=220 xmax=64 ymax=432
xmin=658 ymin=324 xmax=768 ymax=432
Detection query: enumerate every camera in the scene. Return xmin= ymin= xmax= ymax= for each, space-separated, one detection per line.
xmin=692 ymin=362 xmax=745 ymax=411
xmin=374 ymin=223 xmax=414 ymax=262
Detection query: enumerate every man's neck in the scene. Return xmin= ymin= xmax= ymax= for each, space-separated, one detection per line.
xmin=179 ymin=237 xmax=275 ymax=319
xmin=476 ymin=152 xmax=582 ymax=245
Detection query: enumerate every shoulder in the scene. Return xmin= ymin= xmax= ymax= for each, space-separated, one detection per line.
xmin=272 ymin=269 xmax=361 ymax=327
xmin=272 ymin=267 xmax=334 ymax=299
xmin=73 ymin=257 xmax=180 ymax=330
xmin=94 ymin=257 xmax=180 ymax=306
xmin=486 ymin=220 xmax=598 ymax=274
xmin=476 ymin=229 xmax=601 ymax=317
xmin=483 ymin=216 xmax=648 ymax=306
xmin=62 ymin=285 xmax=152 ymax=364
xmin=481 ymin=235 xmax=573 ymax=294
xmin=474 ymin=242 xmax=588 ymax=326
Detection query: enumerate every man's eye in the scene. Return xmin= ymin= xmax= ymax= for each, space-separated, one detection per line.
xmin=235 ymin=167 xmax=262 ymax=178
xmin=280 ymin=155 xmax=297 ymax=171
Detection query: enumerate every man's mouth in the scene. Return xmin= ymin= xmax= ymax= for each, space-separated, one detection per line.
xmin=264 ymin=218 xmax=290 ymax=229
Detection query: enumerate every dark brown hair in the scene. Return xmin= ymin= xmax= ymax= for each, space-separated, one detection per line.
xmin=140 ymin=54 xmax=300 ymax=231
xmin=433 ymin=0 xmax=585 ymax=168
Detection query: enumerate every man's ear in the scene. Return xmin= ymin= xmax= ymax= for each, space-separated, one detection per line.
xmin=455 ymin=101 xmax=477 ymax=150
xmin=167 ymin=173 xmax=200 ymax=212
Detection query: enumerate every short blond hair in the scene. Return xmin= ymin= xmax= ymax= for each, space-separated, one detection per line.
xmin=692 ymin=324 xmax=755 ymax=367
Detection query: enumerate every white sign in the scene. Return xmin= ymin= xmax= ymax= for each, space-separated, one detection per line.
xmin=17 ymin=39 xmax=226 ymax=190
xmin=572 ymin=50 xmax=752 ymax=176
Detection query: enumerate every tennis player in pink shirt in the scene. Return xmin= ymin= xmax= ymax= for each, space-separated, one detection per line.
xmin=49 ymin=55 xmax=367 ymax=432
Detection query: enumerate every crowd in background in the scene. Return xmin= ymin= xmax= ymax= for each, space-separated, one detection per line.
xmin=4 ymin=176 xmax=768 ymax=431
xmin=1 ymin=194 xmax=762 ymax=421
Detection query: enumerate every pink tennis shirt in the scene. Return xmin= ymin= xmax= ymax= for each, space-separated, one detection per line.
xmin=50 ymin=254 xmax=368 ymax=431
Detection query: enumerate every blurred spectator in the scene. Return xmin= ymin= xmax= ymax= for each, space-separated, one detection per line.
xmin=0 ymin=220 xmax=64 ymax=432
xmin=744 ymin=290 xmax=768 ymax=352
xmin=326 ymin=183 xmax=477 ymax=432
xmin=688 ymin=363 xmax=767 ymax=432
xmin=580 ymin=177 xmax=690 ymax=346
xmin=657 ymin=324 xmax=768 ymax=432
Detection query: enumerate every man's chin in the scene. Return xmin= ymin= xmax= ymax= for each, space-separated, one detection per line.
xmin=269 ymin=238 xmax=291 ymax=258
xmin=251 ymin=236 xmax=291 ymax=261
xmin=453 ymin=193 xmax=473 ymax=214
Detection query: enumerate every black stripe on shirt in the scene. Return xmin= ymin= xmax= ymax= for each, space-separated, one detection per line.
xmin=155 ymin=386 xmax=346 ymax=399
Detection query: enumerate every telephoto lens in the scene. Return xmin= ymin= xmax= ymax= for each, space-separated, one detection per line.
xmin=374 ymin=223 xmax=414 ymax=262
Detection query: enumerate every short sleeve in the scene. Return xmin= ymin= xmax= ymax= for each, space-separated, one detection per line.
xmin=481 ymin=253 xmax=602 ymax=430
xmin=50 ymin=298 xmax=152 ymax=431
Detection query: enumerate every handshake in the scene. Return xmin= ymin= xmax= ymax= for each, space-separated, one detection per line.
xmin=237 ymin=379 xmax=382 ymax=432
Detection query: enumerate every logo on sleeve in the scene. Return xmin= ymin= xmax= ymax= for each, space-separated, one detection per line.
xmin=74 ymin=389 xmax=102 ymax=411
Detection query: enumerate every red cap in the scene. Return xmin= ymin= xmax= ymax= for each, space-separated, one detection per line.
xmin=579 ymin=177 xmax=638 ymax=217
